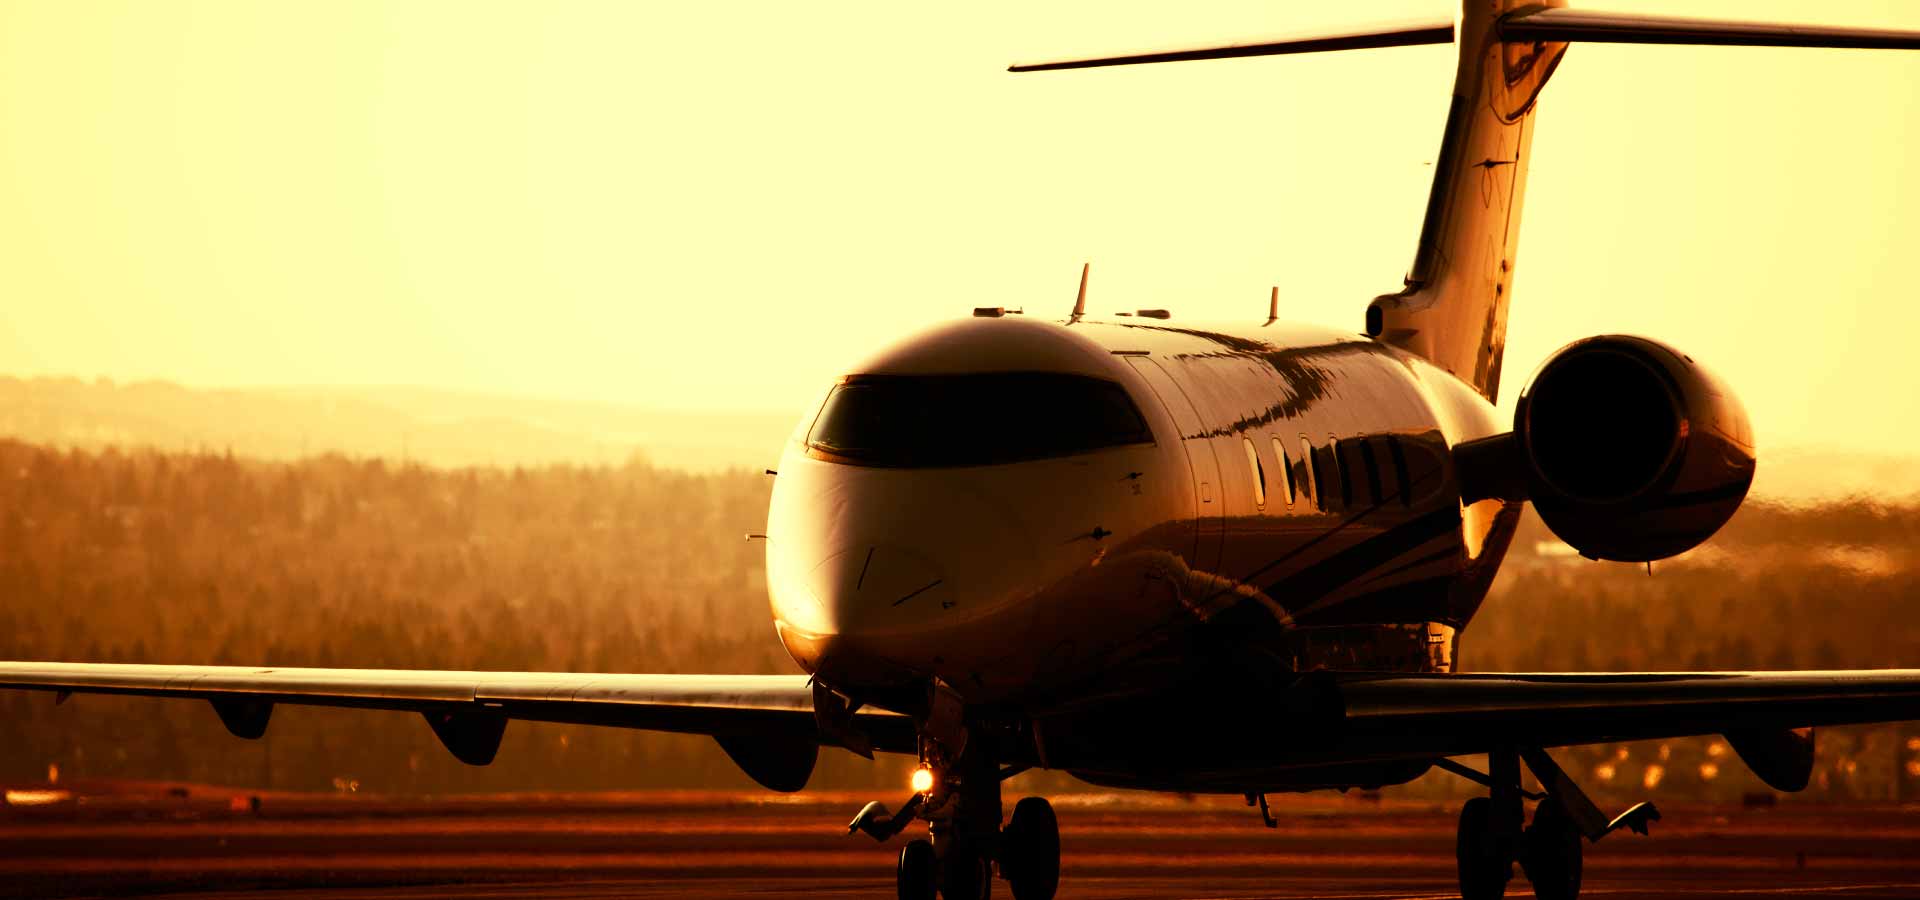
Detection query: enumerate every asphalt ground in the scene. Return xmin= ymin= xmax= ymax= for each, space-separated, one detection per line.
xmin=3 ymin=786 xmax=1919 ymax=899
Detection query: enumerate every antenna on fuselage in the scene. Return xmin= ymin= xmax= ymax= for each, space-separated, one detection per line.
xmin=1264 ymin=286 xmax=1278 ymax=326
xmin=1069 ymin=262 xmax=1089 ymax=322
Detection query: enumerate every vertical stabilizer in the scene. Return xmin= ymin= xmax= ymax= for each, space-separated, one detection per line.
xmin=1365 ymin=0 xmax=1568 ymax=402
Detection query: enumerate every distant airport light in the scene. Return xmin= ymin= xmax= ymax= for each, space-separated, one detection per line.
xmin=910 ymin=766 xmax=935 ymax=793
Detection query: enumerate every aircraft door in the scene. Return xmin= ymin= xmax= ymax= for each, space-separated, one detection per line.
xmin=1124 ymin=357 xmax=1224 ymax=575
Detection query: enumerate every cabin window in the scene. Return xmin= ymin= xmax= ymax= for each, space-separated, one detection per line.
xmin=1242 ymin=438 xmax=1266 ymax=507
xmin=1359 ymin=438 xmax=1384 ymax=506
xmin=1301 ymin=435 xmax=1322 ymax=511
xmin=1387 ymin=435 xmax=1412 ymax=507
xmin=1271 ymin=436 xmax=1296 ymax=507
xmin=806 ymin=372 xmax=1151 ymax=468
xmin=1330 ymin=434 xmax=1352 ymax=508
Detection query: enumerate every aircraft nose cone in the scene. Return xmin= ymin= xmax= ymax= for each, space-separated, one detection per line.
xmin=805 ymin=543 xmax=954 ymax=636
xmin=765 ymin=443 xmax=1042 ymax=689
xmin=781 ymin=541 xmax=957 ymax=688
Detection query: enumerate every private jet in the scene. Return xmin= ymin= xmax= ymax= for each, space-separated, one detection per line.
xmin=8 ymin=3 xmax=1920 ymax=899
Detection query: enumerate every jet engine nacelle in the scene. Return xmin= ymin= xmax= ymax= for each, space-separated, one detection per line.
xmin=1462 ymin=335 xmax=1756 ymax=562
xmin=1518 ymin=334 xmax=1756 ymax=561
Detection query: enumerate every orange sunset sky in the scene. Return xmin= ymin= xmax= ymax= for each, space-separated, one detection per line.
xmin=1 ymin=0 xmax=1917 ymax=454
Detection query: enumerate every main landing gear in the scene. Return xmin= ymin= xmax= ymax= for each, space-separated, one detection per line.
xmin=849 ymin=738 xmax=1059 ymax=900
xmin=1442 ymin=749 xmax=1660 ymax=900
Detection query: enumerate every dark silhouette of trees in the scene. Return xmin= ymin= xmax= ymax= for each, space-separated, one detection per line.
xmin=1 ymin=439 xmax=1915 ymax=801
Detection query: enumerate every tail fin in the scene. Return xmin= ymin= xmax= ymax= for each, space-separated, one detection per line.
xmin=1365 ymin=0 xmax=1567 ymax=403
xmin=1011 ymin=2 xmax=1920 ymax=402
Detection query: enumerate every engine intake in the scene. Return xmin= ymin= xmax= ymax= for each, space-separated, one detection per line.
xmin=1526 ymin=342 xmax=1683 ymax=503
xmin=1476 ymin=335 xmax=1756 ymax=562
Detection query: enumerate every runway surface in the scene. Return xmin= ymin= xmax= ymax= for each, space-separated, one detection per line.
xmin=4 ymin=786 xmax=1919 ymax=899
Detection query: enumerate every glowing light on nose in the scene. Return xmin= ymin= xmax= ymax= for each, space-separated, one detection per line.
xmin=910 ymin=767 xmax=935 ymax=793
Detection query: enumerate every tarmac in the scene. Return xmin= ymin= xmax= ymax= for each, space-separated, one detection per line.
xmin=3 ymin=785 xmax=1918 ymax=899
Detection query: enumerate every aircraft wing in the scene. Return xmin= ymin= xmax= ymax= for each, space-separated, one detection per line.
xmin=0 ymin=661 xmax=916 ymax=771
xmin=1328 ymin=669 xmax=1920 ymax=758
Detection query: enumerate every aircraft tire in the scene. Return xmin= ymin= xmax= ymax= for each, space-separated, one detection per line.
xmin=1521 ymin=800 xmax=1583 ymax=900
xmin=939 ymin=847 xmax=992 ymax=900
xmin=1001 ymin=796 xmax=1060 ymax=900
xmin=898 ymin=839 xmax=936 ymax=900
xmin=1456 ymin=797 xmax=1512 ymax=900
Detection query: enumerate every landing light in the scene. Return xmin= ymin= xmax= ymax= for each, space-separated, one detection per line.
xmin=910 ymin=766 xmax=935 ymax=793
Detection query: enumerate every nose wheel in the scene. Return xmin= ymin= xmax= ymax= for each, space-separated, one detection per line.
xmin=939 ymin=848 xmax=993 ymax=900
xmin=1000 ymin=796 xmax=1060 ymax=900
xmin=898 ymin=839 xmax=937 ymax=900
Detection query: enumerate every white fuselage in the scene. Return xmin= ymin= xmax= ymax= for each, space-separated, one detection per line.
xmin=766 ymin=315 xmax=1521 ymax=710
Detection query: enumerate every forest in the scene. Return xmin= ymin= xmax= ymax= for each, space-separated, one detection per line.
xmin=1 ymin=439 xmax=1917 ymax=803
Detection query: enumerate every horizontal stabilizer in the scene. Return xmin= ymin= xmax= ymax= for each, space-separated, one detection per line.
xmin=1007 ymin=18 xmax=1453 ymax=72
xmin=1010 ymin=8 xmax=1920 ymax=75
xmin=1501 ymin=8 xmax=1920 ymax=49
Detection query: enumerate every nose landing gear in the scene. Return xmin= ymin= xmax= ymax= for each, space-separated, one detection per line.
xmin=853 ymin=741 xmax=1060 ymax=900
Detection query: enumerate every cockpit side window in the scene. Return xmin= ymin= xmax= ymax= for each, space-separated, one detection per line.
xmin=806 ymin=372 xmax=1152 ymax=468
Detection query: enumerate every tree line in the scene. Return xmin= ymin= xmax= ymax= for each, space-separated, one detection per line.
xmin=1 ymin=439 xmax=1915 ymax=802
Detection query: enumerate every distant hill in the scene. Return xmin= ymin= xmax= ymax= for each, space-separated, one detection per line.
xmin=0 ymin=376 xmax=1914 ymax=497
xmin=0 ymin=376 xmax=795 ymax=472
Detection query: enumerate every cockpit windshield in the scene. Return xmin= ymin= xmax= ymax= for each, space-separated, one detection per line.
xmin=806 ymin=372 xmax=1152 ymax=468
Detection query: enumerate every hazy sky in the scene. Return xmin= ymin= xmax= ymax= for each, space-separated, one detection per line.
xmin=2 ymin=1 xmax=1918 ymax=454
